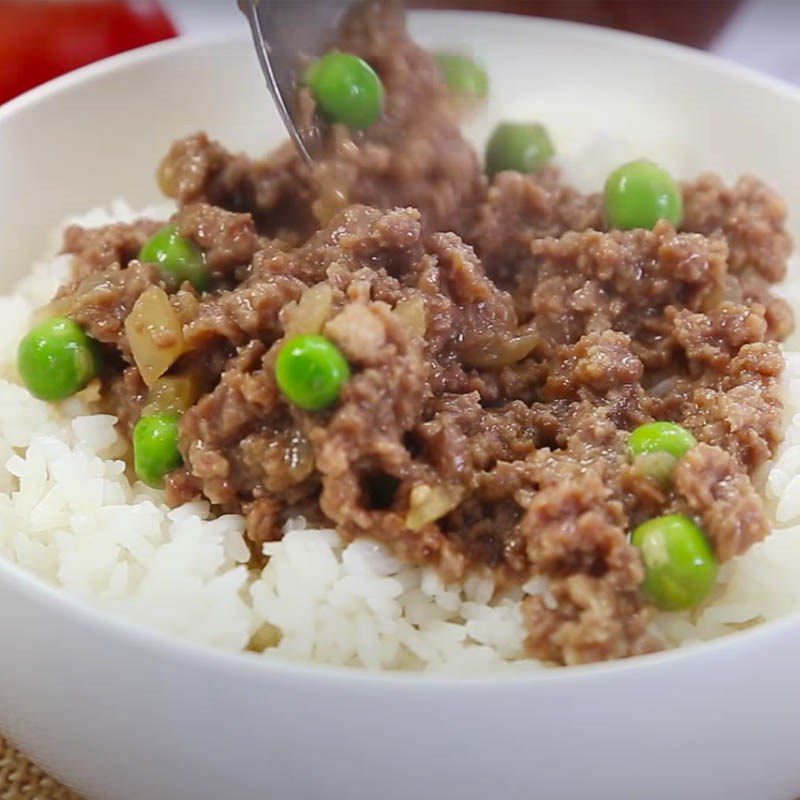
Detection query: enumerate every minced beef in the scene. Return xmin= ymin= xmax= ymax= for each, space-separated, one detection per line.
xmin=50 ymin=0 xmax=794 ymax=666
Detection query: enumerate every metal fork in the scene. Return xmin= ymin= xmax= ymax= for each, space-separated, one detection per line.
xmin=239 ymin=0 xmax=355 ymax=165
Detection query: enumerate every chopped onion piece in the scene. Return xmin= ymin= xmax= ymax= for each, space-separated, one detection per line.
xmin=157 ymin=154 xmax=178 ymax=198
xmin=142 ymin=374 xmax=200 ymax=416
xmin=405 ymin=483 xmax=462 ymax=530
xmin=461 ymin=332 xmax=537 ymax=369
xmin=248 ymin=623 xmax=281 ymax=653
xmin=313 ymin=181 xmax=350 ymax=227
xmin=393 ymin=296 xmax=426 ymax=338
xmin=125 ymin=286 xmax=185 ymax=386
xmin=286 ymin=283 xmax=333 ymax=337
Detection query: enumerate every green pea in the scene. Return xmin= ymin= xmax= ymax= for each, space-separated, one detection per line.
xmin=139 ymin=225 xmax=209 ymax=291
xmin=275 ymin=334 xmax=350 ymax=411
xmin=17 ymin=317 xmax=99 ymax=401
xmin=604 ymin=159 xmax=683 ymax=230
xmin=632 ymin=514 xmax=718 ymax=611
xmin=133 ymin=411 xmax=183 ymax=489
xmin=307 ymin=51 xmax=384 ymax=130
xmin=630 ymin=421 xmax=697 ymax=460
xmin=485 ymin=122 xmax=555 ymax=177
xmin=435 ymin=53 xmax=489 ymax=99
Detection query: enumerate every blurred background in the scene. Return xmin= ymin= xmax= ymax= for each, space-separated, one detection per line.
xmin=1 ymin=0 xmax=798 ymax=106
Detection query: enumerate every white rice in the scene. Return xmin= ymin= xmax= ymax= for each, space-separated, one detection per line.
xmin=0 ymin=200 xmax=798 ymax=673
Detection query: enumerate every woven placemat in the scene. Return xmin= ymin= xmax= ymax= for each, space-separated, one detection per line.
xmin=3 ymin=731 xmax=798 ymax=800
xmin=0 ymin=737 xmax=81 ymax=800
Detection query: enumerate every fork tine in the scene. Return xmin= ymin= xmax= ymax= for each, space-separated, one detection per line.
xmin=239 ymin=0 xmax=356 ymax=165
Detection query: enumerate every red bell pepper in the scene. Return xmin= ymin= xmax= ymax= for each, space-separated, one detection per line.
xmin=0 ymin=1 xmax=177 ymax=105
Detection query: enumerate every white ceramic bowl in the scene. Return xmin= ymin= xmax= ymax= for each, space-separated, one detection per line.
xmin=1 ymin=12 xmax=800 ymax=800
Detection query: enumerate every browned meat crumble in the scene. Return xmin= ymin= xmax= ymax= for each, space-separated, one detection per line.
xmin=53 ymin=0 xmax=793 ymax=665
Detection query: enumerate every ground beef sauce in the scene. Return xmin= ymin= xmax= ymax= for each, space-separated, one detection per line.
xmin=56 ymin=1 xmax=794 ymax=665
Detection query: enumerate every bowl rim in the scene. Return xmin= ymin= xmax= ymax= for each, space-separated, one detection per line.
xmin=2 ymin=10 xmax=800 ymax=687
